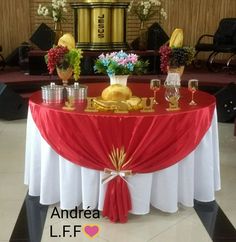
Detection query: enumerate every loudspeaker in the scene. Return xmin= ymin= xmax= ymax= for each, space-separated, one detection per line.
xmin=5 ymin=42 xmax=31 ymax=69
xmin=30 ymin=23 xmax=55 ymax=51
xmin=130 ymin=22 xmax=169 ymax=50
xmin=5 ymin=47 xmax=19 ymax=66
xmin=147 ymin=22 xmax=169 ymax=50
xmin=19 ymin=42 xmax=31 ymax=70
xmin=0 ymin=54 xmax=5 ymax=70
xmin=28 ymin=52 xmax=48 ymax=75
xmin=214 ymin=82 xmax=236 ymax=122
xmin=0 ymin=84 xmax=28 ymax=120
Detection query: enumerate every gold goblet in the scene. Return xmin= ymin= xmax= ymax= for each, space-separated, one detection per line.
xmin=188 ymin=79 xmax=198 ymax=105
xmin=150 ymin=79 xmax=161 ymax=104
xmin=56 ymin=67 xmax=73 ymax=87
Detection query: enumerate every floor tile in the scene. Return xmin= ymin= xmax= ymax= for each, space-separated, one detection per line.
xmin=0 ymin=200 xmax=23 ymax=241
xmin=0 ymin=173 xmax=27 ymax=201
xmin=0 ymin=151 xmax=26 ymax=173
xmin=148 ymin=213 xmax=212 ymax=242
xmin=42 ymin=206 xmax=194 ymax=242
xmin=216 ymin=165 xmax=236 ymax=227
xmin=9 ymin=195 xmax=48 ymax=242
xmin=218 ymin=123 xmax=236 ymax=167
xmin=0 ymin=120 xmax=26 ymax=173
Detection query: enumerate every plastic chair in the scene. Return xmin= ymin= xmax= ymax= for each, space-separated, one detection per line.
xmin=194 ymin=18 xmax=236 ymax=71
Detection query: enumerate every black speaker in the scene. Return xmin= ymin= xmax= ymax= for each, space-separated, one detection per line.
xmin=30 ymin=23 xmax=55 ymax=51
xmin=214 ymin=82 xmax=236 ymax=122
xmin=5 ymin=42 xmax=31 ymax=69
xmin=0 ymin=84 xmax=28 ymax=120
xmin=130 ymin=22 xmax=169 ymax=50
xmin=0 ymin=54 xmax=5 ymax=70
xmin=0 ymin=45 xmax=4 ymax=70
xmin=147 ymin=22 xmax=169 ymax=50
xmin=5 ymin=47 xmax=19 ymax=66
xmin=19 ymin=42 xmax=31 ymax=70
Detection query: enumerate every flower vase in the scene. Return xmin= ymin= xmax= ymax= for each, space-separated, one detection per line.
xmin=167 ymin=65 xmax=185 ymax=77
xmin=54 ymin=21 xmax=63 ymax=45
xmin=139 ymin=21 xmax=148 ymax=50
xmin=164 ymin=66 xmax=185 ymax=87
xmin=109 ymin=75 xmax=129 ymax=86
xmin=56 ymin=67 xmax=73 ymax=87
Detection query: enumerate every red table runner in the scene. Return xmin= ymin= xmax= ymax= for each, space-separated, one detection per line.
xmin=29 ymin=83 xmax=215 ymax=223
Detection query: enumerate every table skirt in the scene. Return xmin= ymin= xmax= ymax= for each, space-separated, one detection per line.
xmin=24 ymin=109 xmax=221 ymax=214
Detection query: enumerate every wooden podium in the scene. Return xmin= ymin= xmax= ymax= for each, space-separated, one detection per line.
xmin=70 ymin=0 xmax=129 ymax=50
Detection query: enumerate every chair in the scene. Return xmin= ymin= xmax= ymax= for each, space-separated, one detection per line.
xmin=0 ymin=45 xmax=5 ymax=70
xmin=194 ymin=18 xmax=236 ymax=71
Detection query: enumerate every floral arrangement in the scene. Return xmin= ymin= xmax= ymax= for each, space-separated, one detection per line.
xmin=37 ymin=0 xmax=67 ymax=22
xmin=94 ymin=50 xmax=149 ymax=76
xmin=45 ymin=45 xmax=83 ymax=81
xmin=159 ymin=45 xmax=195 ymax=74
xmin=128 ymin=0 xmax=167 ymax=23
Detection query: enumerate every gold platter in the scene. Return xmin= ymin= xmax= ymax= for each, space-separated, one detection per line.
xmin=93 ymin=96 xmax=143 ymax=112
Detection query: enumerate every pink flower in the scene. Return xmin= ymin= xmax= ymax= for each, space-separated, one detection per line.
xmin=129 ymin=55 xmax=138 ymax=64
xmin=99 ymin=53 xmax=105 ymax=59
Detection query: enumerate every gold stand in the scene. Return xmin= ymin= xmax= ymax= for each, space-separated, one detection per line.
xmin=166 ymin=97 xmax=180 ymax=111
xmin=84 ymin=97 xmax=99 ymax=112
xmin=63 ymin=96 xmax=76 ymax=111
xmin=140 ymin=97 xmax=155 ymax=112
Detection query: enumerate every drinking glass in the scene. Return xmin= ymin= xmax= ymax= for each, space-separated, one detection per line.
xmin=150 ymin=79 xmax=161 ymax=104
xmin=165 ymin=87 xmax=180 ymax=104
xmin=188 ymin=79 xmax=198 ymax=105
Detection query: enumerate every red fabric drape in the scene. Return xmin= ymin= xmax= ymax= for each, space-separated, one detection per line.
xmin=102 ymin=177 xmax=131 ymax=223
xmin=29 ymin=83 xmax=216 ymax=223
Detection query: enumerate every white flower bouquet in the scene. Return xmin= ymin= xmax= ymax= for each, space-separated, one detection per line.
xmin=128 ymin=0 xmax=167 ymax=22
xmin=37 ymin=0 xmax=67 ymax=22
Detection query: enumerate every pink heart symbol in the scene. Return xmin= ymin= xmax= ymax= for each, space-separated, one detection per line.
xmin=84 ymin=225 xmax=99 ymax=238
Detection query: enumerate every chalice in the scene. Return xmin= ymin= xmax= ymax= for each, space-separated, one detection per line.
xmin=150 ymin=79 xmax=161 ymax=104
xmin=188 ymin=79 xmax=198 ymax=105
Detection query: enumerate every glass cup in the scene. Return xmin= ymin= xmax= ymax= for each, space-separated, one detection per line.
xmin=165 ymin=86 xmax=180 ymax=111
xmin=188 ymin=79 xmax=198 ymax=105
xmin=150 ymin=79 xmax=161 ymax=104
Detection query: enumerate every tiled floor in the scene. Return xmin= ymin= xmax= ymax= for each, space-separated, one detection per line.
xmin=0 ymin=119 xmax=235 ymax=242
xmin=0 ymin=119 xmax=28 ymax=242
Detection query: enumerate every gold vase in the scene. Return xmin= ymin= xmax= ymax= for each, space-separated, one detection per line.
xmin=54 ymin=21 xmax=63 ymax=45
xmin=139 ymin=21 xmax=148 ymax=50
xmin=56 ymin=67 xmax=73 ymax=87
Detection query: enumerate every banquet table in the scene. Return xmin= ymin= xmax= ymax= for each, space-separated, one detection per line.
xmin=24 ymin=83 xmax=221 ymax=223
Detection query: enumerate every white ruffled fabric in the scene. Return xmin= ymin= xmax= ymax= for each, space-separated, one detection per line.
xmin=24 ymin=108 xmax=221 ymax=214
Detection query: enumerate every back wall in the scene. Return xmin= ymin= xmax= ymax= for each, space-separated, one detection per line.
xmin=1 ymin=0 xmax=236 ymax=59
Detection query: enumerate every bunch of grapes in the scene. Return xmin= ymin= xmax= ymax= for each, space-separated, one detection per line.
xmin=69 ymin=48 xmax=83 ymax=81
xmin=184 ymin=47 xmax=195 ymax=65
xmin=159 ymin=45 xmax=171 ymax=73
xmin=46 ymin=46 xmax=69 ymax=74
xmin=170 ymin=48 xmax=187 ymax=67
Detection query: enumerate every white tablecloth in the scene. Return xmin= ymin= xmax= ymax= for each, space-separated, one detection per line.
xmin=24 ymin=109 xmax=221 ymax=214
